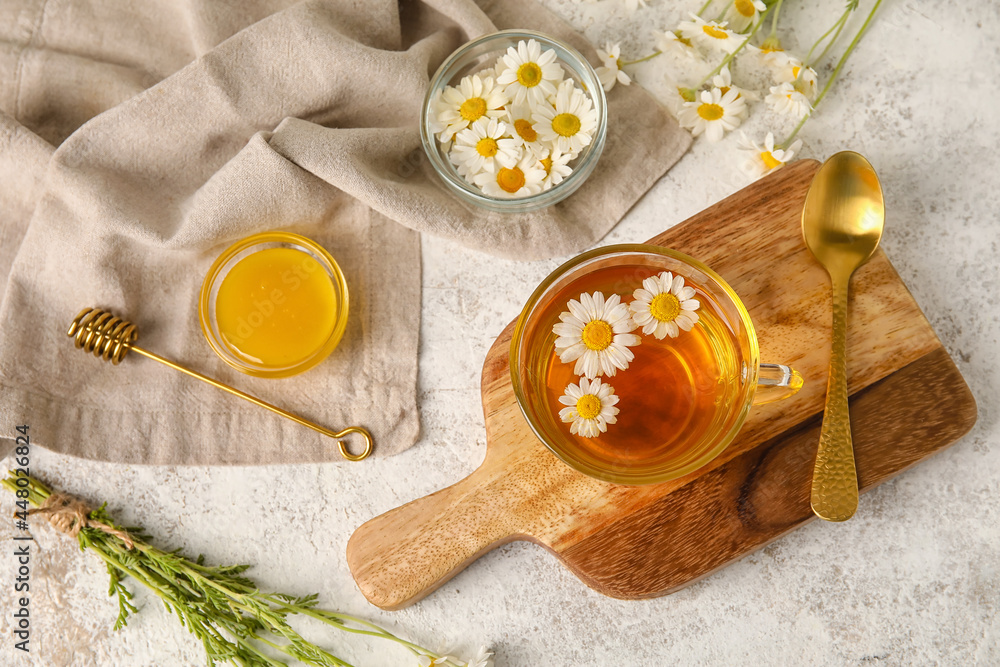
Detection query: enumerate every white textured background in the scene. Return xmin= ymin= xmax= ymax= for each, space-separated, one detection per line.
xmin=2 ymin=0 xmax=998 ymax=664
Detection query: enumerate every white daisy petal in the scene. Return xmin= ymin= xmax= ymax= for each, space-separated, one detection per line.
xmin=677 ymin=86 xmax=745 ymax=142
xmin=629 ymin=271 xmax=702 ymax=340
xmin=552 ymin=290 xmax=641 ymax=379
xmin=678 ymin=14 xmax=744 ymax=54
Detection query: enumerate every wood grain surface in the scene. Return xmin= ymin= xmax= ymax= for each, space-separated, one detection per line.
xmin=346 ymin=160 xmax=978 ymax=610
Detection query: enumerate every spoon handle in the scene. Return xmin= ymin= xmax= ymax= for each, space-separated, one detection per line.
xmin=811 ymin=275 xmax=859 ymax=521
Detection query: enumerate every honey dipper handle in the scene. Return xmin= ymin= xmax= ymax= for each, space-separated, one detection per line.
xmin=346 ymin=462 xmax=519 ymax=610
xmin=129 ymin=347 xmax=372 ymax=460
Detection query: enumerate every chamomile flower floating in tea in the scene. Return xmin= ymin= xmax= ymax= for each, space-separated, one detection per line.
xmin=558 ymin=377 xmax=620 ymax=438
xmin=629 ymin=271 xmax=701 ymax=339
xmin=495 ymin=38 xmax=563 ymax=106
xmin=552 ymin=291 xmax=640 ymax=379
xmin=428 ymin=73 xmax=506 ymax=142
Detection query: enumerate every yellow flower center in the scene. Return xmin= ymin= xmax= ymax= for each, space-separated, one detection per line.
xmin=761 ymin=151 xmax=783 ymax=170
xmin=792 ymin=65 xmax=801 ymax=79
xmin=552 ymin=113 xmax=581 ymax=137
xmin=540 ymin=157 xmax=552 ymax=174
xmin=496 ymin=167 xmax=525 ymax=194
xmin=517 ymin=62 xmax=542 ymax=87
xmin=581 ymin=320 xmax=613 ymax=351
xmin=576 ymin=394 xmax=602 ymax=420
xmin=735 ymin=0 xmax=756 ymax=18
xmin=720 ymin=85 xmax=731 ymax=96
xmin=650 ymin=293 xmax=681 ymax=323
xmin=459 ymin=97 xmax=487 ymax=122
xmin=675 ymin=33 xmax=693 ymax=48
xmin=476 ymin=137 xmax=499 ymax=158
xmin=514 ymin=119 xmax=537 ymax=142
xmin=697 ymin=103 xmax=724 ymax=121
xmin=703 ymin=25 xmax=729 ymax=40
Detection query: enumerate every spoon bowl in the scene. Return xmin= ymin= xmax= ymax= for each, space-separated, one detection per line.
xmin=801 ymin=151 xmax=886 ymax=522
xmin=803 ymin=152 xmax=885 ymax=274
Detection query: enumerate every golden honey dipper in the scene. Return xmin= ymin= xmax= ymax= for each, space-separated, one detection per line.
xmin=67 ymin=307 xmax=372 ymax=461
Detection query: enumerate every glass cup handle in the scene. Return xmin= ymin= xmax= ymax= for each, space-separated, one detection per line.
xmin=752 ymin=363 xmax=804 ymax=405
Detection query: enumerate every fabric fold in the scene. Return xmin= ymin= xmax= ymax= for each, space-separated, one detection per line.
xmin=0 ymin=0 xmax=690 ymax=465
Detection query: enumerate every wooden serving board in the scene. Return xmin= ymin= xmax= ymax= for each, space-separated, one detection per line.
xmin=347 ymin=160 xmax=978 ymax=610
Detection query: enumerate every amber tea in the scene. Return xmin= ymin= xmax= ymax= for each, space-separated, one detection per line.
xmin=520 ymin=262 xmax=747 ymax=477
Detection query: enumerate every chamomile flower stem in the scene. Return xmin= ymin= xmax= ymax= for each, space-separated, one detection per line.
xmin=620 ymin=50 xmax=662 ymax=66
xmin=696 ymin=8 xmax=772 ymax=88
xmin=805 ymin=2 xmax=855 ymax=67
xmin=697 ymin=0 xmax=715 ymax=17
xmin=779 ymin=0 xmax=884 ymax=149
xmin=769 ymin=0 xmax=783 ymax=37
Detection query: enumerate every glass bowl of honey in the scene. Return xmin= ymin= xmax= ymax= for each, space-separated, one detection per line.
xmin=199 ymin=232 xmax=349 ymax=378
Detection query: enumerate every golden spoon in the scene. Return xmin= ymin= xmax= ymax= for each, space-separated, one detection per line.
xmin=801 ymin=151 xmax=885 ymax=522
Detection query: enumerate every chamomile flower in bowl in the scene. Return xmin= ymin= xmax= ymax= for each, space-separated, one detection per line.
xmin=421 ymin=30 xmax=608 ymax=213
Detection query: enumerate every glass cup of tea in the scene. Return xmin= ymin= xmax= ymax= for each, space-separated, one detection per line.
xmin=510 ymin=244 xmax=803 ymax=485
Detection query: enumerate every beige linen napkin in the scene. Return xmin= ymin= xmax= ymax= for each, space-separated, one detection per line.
xmin=0 ymin=0 xmax=690 ymax=464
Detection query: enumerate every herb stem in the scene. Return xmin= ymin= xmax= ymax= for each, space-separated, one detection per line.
xmin=620 ymin=50 xmax=662 ymax=67
xmin=778 ymin=0 xmax=884 ymax=149
xmin=769 ymin=0 xmax=784 ymax=37
xmin=3 ymin=473 xmax=473 ymax=667
xmin=805 ymin=1 xmax=856 ymax=67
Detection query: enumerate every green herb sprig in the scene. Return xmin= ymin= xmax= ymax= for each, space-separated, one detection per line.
xmin=3 ymin=473 xmax=488 ymax=667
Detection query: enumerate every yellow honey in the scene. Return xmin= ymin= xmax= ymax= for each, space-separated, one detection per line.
xmin=215 ymin=247 xmax=337 ymax=368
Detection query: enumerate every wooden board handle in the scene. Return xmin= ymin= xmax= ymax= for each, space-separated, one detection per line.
xmin=346 ymin=461 xmax=523 ymax=610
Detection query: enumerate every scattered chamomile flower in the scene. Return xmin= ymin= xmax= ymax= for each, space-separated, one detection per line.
xmin=656 ymin=29 xmax=701 ymax=61
xmin=466 ymin=645 xmax=495 ymax=667
xmin=712 ymin=64 xmax=758 ymax=111
xmin=552 ymin=291 xmax=640 ymax=379
xmin=678 ymin=14 xmax=743 ymax=54
xmin=473 ymin=152 xmax=546 ymax=198
xmin=539 ymin=147 xmax=574 ymax=190
xmin=430 ymin=74 xmax=507 ymax=142
xmin=450 ymin=117 xmax=519 ymax=177
xmin=765 ymin=81 xmax=813 ymax=118
xmin=596 ymin=42 xmax=632 ymax=92
xmin=505 ymin=103 xmax=548 ymax=158
xmin=496 ymin=38 xmax=564 ymax=106
xmin=558 ymin=377 xmax=620 ymax=438
xmin=760 ymin=50 xmax=819 ymax=101
xmin=629 ymin=271 xmax=701 ymax=339
xmin=677 ymin=87 xmax=746 ymax=142
xmin=737 ymin=131 xmax=802 ymax=178
xmin=533 ymin=79 xmax=599 ymax=155
xmin=724 ymin=0 xmax=767 ymax=33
